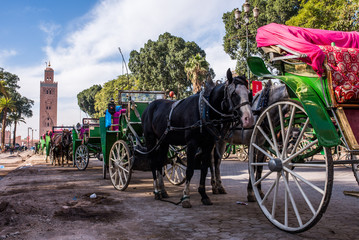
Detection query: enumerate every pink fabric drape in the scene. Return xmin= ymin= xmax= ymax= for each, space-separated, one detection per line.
xmin=256 ymin=23 xmax=359 ymax=76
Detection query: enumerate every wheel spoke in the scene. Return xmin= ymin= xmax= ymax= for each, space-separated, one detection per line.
xmin=283 ymin=139 xmax=319 ymax=165
xmin=281 ymin=105 xmax=296 ymax=159
xmin=292 ymin=175 xmax=316 ymax=215
xmin=266 ymin=112 xmax=281 ymax=157
xmin=254 ymin=170 xmax=274 ymax=186
xmin=283 ymin=166 xmax=324 ymax=195
xmin=257 ymin=126 xmax=276 ymax=154
xmin=282 ymin=171 xmax=303 ymax=227
xmin=290 ymin=118 xmax=310 ymax=155
xmin=271 ymin=172 xmax=281 ymax=219
xmin=252 ymin=143 xmax=273 ymax=159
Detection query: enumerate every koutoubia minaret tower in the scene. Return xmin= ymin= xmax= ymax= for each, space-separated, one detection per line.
xmin=39 ymin=62 xmax=58 ymax=137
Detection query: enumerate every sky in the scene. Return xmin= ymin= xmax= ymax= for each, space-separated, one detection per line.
xmin=0 ymin=0 xmax=244 ymax=140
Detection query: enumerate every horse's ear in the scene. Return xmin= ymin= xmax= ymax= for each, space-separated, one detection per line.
xmin=227 ymin=68 xmax=233 ymax=84
xmin=204 ymin=77 xmax=215 ymax=96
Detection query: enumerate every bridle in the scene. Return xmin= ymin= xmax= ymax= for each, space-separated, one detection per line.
xmin=221 ymin=77 xmax=251 ymax=118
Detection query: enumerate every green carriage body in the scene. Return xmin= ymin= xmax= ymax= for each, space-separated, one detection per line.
xmin=101 ymin=90 xmax=166 ymax=167
xmin=72 ymin=118 xmax=101 ymax=170
xmin=247 ymin=56 xmax=340 ymax=147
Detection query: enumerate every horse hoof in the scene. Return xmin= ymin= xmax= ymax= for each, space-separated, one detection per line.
xmin=154 ymin=192 xmax=162 ymax=200
xmin=201 ymin=198 xmax=213 ymax=205
xmin=247 ymin=195 xmax=256 ymax=202
xmin=161 ymin=191 xmax=169 ymax=199
xmin=218 ymin=187 xmax=227 ymax=194
xmin=182 ymin=201 xmax=192 ymax=208
xmin=212 ymin=188 xmax=219 ymax=194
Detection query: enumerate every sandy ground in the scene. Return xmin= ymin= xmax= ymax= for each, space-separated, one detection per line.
xmin=0 ymin=152 xmax=359 ymax=240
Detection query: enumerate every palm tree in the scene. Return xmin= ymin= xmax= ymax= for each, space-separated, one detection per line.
xmin=184 ymin=53 xmax=210 ymax=93
xmin=0 ymin=96 xmax=16 ymax=150
xmin=8 ymin=113 xmax=26 ymax=147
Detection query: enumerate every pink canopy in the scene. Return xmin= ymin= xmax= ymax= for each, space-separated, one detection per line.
xmin=256 ymin=23 xmax=359 ymax=76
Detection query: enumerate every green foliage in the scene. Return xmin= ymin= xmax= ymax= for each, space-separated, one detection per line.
xmin=0 ymin=68 xmax=33 ymax=148
xmin=184 ymin=53 xmax=210 ymax=93
xmin=286 ymin=0 xmax=359 ymax=31
xmin=222 ymin=0 xmax=300 ymax=77
xmin=77 ymin=84 xmax=102 ymax=117
xmin=128 ymin=32 xmax=208 ymax=99
xmin=94 ymin=74 xmax=138 ymax=117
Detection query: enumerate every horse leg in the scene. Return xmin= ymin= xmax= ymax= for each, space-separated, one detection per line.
xmin=198 ymin=145 xmax=213 ymax=205
xmin=182 ymin=144 xmax=197 ymax=208
xmin=157 ymin=145 xmax=169 ymax=198
xmin=214 ymin=142 xmax=227 ymax=194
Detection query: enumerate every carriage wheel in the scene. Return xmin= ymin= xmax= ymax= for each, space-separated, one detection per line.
xmin=164 ymin=145 xmax=187 ymax=185
xmin=249 ymin=100 xmax=333 ymax=233
xmin=335 ymin=143 xmax=352 ymax=168
xmin=75 ymin=145 xmax=89 ymax=171
xmin=109 ymin=140 xmax=132 ymax=191
xmin=352 ymin=155 xmax=359 ymax=185
xmin=236 ymin=145 xmax=248 ymax=161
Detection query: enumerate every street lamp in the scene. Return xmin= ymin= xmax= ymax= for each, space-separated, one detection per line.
xmin=234 ymin=0 xmax=260 ymax=81
xmin=32 ymin=129 xmax=37 ymax=148
xmin=27 ymin=127 xmax=32 ymax=148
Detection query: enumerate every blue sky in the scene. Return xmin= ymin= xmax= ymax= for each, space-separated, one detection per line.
xmin=0 ymin=0 xmax=243 ymax=139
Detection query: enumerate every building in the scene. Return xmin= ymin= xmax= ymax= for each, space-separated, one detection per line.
xmin=39 ymin=62 xmax=58 ymax=138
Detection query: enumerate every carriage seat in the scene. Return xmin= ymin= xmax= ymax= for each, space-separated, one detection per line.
xmin=319 ymin=45 xmax=359 ymax=104
xmin=79 ymin=127 xmax=89 ymax=139
xmin=111 ymin=109 xmax=126 ymax=131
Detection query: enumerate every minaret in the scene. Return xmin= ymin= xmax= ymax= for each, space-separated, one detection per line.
xmin=39 ymin=62 xmax=58 ymax=138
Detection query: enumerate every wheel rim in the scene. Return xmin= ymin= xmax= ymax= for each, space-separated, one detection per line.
xmin=165 ymin=145 xmax=187 ymax=185
xmin=352 ymin=155 xmax=359 ymax=185
xmin=75 ymin=145 xmax=89 ymax=170
xmin=249 ymin=101 xmax=333 ymax=233
xmin=109 ymin=140 xmax=132 ymax=191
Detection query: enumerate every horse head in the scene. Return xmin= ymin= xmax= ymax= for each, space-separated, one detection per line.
xmin=224 ymin=69 xmax=254 ymax=128
xmin=62 ymin=129 xmax=72 ymax=147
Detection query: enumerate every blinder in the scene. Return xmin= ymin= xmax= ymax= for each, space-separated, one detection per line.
xmin=223 ymin=76 xmax=251 ymax=115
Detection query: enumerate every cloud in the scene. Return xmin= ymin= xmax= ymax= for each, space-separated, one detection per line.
xmin=0 ymin=49 xmax=17 ymax=66
xmin=15 ymin=0 xmax=241 ymax=138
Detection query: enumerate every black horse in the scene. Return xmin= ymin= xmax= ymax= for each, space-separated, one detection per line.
xmin=141 ymin=69 xmax=254 ymax=208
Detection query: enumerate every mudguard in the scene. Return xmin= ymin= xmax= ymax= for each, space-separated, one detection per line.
xmin=247 ymin=56 xmax=340 ymax=147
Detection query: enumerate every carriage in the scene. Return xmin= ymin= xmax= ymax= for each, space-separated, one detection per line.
xmin=72 ymin=118 xmax=102 ymax=170
xmin=100 ymin=90 xmax=187 ymax=190
xmin=246 ymin=23 xmax=359 ymax=233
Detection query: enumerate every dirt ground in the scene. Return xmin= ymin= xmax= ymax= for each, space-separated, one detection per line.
xmin=1 ymin=152 xmax=359 ymax=240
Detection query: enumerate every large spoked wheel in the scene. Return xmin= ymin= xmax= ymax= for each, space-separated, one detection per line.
xmin=109 ymin=140 xmax=132 ymax=191
xmin=75 ymin=145 xmax=89 ymax=171
xmin=352 ymin=155 xmax=359 ymax=185
xmin=249 ymin=100 xmax=333 ymax=233
xmin=164 ymin=146 xmax=187 ymax=185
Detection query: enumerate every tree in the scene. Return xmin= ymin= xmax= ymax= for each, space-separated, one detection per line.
xmin=94 ymin=74 xmax=138 ymax=117
xmin=9 ymin=92 xmax=33 ymax=146
xmin=0 ymin=68 xmax=33 ymax=148
xmin=0 ymin=96 xmax=16 ymax=149
xmin=8 ymin=113 xmax=26 ymax=146
xmin=184 ymin=53 xmax=210 ymax=93
xmin=222 ymin=0 xmax=300 ymax=77
xmin=77 ymin=84 xmax=102 ymax=117
xmin=286 ymin=0 xmax=359 ymax=31
xmin=129 ymin=32 xmax=212 ymax=99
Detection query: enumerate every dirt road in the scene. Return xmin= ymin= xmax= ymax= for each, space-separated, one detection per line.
xmin=0 ymin=153 xmax=358 ymax=240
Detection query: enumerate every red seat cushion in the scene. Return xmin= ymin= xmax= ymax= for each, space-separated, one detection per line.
xmin=319 ymin=45 xmax=359 ymax=103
